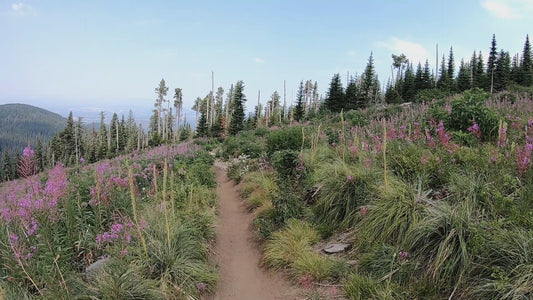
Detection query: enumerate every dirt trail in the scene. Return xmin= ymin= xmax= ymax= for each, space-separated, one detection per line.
xmin=207 ymin=163 xmax=302 ymax=300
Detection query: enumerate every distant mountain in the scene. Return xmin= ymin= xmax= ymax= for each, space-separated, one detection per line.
xmin=0 ymin=103 xmax=66 ymax=155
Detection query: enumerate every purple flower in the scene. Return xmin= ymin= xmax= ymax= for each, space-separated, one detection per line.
xmin=398 ymin=251 xmax=408 ymax=260
xmin=196 ymin=282 xmax=207 ymax=291
xmin=347 ymin=175 xmax=354 ymax=182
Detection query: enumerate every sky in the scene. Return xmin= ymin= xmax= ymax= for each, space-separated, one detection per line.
xmin=1 ymin=0 xmax=532 ymax=123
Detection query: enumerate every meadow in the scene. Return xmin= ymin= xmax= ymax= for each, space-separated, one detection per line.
xmin=223 ymin=88 xmax=533 ymax=299
xmin=0 ymin=142 xmax=218 ymax=299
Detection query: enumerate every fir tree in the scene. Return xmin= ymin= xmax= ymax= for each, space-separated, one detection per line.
xmin=323 ymin=73 xmax=345 ymax=113
xmin=487 ymin=34 xmax=498 ymax=92
xmin=437 ymin=55 xmax=449 ymax=90
xmin=294 ymin=81 xmax=305 ymax=122
xmin=457 ymin=59 xmax=472 ymax=92
xmin=414 ymin=63 xmax=424 ymax=91
xmin=422 ymin=60 xmax=433 ymax=89
xmin=196 ymin=97 xmax=208 ymax=137
xmin=402 ymin=64 xmax=416 ymax=101
xmin=447 ymin=47 xmax=456 ymax=91
xmin=228 ymin=81 xmax=246 ymax=136
xmin=520 ymin=34 xmax=532 ymax=86
xmin=2 ymin=149 xmax=12 ymax=181
xmin=35 ymin=139 xmax=44 ymax=172
xmin=345 ymin=77 xmax=361 ymax=109
xmin=361 ymin=53 xmax=378 ymax=106
xmin=494 ymin=50 xmax=511 ymax=91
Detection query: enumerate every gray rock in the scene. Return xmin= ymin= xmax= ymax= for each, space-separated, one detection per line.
xmin=323 ymin=243 xmax=350 ymax=254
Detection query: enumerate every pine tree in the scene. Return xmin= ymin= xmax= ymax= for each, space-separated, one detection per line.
xmin=457 ymin=59 xmax=472 ymax=92
xmin=109 ymin=113 xmax=119 ymax=157
xmin=487 ymin=34 xmax=498 ymax=92
xmin=59 ymin=112 xmax=75 ymax=164
xmin=414 ymin=63 xmax=424 ymax=91
xmin=345 ymin=77 xmax=361 ymax=109
xmin=422 ymin=60 xmax=433 ymax=89
xmin=323 ymin=73 xmax=345 ymax=113
xmin=294 ymin=81 xmax=305 ymax=122
xmin=447 ymin=47 xmax=456 ymax=91
xmin=196 ymin=96 xmax=208 ymax=137
xmin=211 ymin=87 xmax=225 ymax=137
xmin=476 ymin=52 xmax=486 ymax=89
xmin=402 ymin=64 xmax=416 ymax=101
xmin=361 ymin=53 xmax=378 ymax=106
xmin=96 ymin=112 xmax=108 ymax=160
xmin=437 ymin=55 xmax=449 ymax=90
xmin=228 ymin=81 xmax=246 ymax=136
xmin=520 ymin=34 xmax=532 ymax=86
xmin=2 ymin=149 xmax=12 ymax=181
xmin=35 ymin=139 xmax=44 ymax=172
xmin=494 ymin=50 xmax=511 ymax=91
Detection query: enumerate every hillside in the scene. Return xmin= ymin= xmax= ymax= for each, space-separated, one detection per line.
xmin=0 ymin=103 xmax=66 ymax=154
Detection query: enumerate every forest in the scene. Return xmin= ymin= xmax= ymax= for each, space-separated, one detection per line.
xmin=1 ymin=33 xmax=533 ymax=299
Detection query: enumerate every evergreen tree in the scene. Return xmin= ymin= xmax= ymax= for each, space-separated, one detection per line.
xmin=361 ymin=53 xmax=378 ymax=106
xmin=2 ymin=149 xmax=12 ymax=181
xmin=437 ymin=55 xmax=449 ymax=90
xmin=109 ymin=113 xmax=119 ymax=157
xmin=402 ymin=64 xmax=416 ymax=101
xmin=422 ymin=60 xmax=433 ymax=89
xmin=476 ymin=52 xmax=486 ymax=89
xmin=211 ymin=87 xmax=225 ymax=137
xmin=294 ymin=81 xmax=305 ymax=122
xmin=520 ymin=34 xmax=532 ymax=86
xmin=96 ymin=112 xmax=108 ymax=160
xmin=494 ymin=50 xmax=511 ymax=91
xmin=35 ymin=139 xmax=44 ymax=172
xmin=59 ymin=112 xmax=75 ymax=164
xmin=345 ymin=77 xmax=361 ymax=109
xmin=228 ymin=81 xmax=246 ymax=136
xmin=196 ymin=97 xmax=208 ymax=137
xmin=414 ymin=63 xmax=424 ymax=91
xmin=173 ymin=88 xmax=183 ymax=137
xmin=487 ymin=34 xmax=498 ymax=92
xmin=447 ymin=47 xmax=456 ymax=91
xmin=457 ymin=59 xmax=472 ymax=92
xmin=323 ymin=73 xmax=345 ymax=113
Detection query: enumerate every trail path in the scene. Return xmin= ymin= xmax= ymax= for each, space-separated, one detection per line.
xmin=207 ymin=162 xmax=302 ymax=300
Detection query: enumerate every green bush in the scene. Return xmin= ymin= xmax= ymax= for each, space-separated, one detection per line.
xmin=449 ymin=88 xmax=499 ymax=141
xmin=266 ymin=126 xmax=307 ymax=156
xmin=414 ymin=88 xmax=450 ymax=103
xmin=271 ymin=149 xmax=299 ymax=179
xmin=221 ymin=131 xmax=265 ymax=158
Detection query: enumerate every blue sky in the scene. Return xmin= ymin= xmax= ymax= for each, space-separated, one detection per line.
xmin=1 ymin=0 xmax=532 ymax=121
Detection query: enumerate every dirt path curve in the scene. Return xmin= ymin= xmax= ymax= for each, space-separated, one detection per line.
xmin=207 ymin=162 xmax=302 ymax=300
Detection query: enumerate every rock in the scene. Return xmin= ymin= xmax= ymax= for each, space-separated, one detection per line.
xmin=85 ymin=256 xmax=111 ymax=280
xmin=323 ymin=243 xmax=350 ymax=254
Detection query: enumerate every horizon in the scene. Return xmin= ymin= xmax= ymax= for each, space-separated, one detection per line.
xmin=1 ymin=1 xmax=532 ymax=115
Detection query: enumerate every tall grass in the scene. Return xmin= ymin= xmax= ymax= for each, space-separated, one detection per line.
xmin=263 ymin=219 xmax=320 ymax=270
xmin=357 ymin=177 xmax=428 ymax=248
xmin=314 ymin=159 xmax=379 ymax=227
xmin=406 ymin=200 xmax=475 ymax=287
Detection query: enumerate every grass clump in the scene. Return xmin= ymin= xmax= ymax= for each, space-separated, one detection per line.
xmin=263 ymin=219 xmax=320 ymax=270
xmin=314 ymin=159 xmax=378 ymax=228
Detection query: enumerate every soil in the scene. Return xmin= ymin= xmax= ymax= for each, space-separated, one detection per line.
xmin=206 ymin=163 xmax=303 ymax=300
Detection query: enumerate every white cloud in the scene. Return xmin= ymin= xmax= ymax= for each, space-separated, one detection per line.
xmin=377 ymin=37 xmax=431 ymax=65
xmin=253 ymin=57 xmax=265 ymax=64
xmin=10 ymin=2 xmax=35 ymax=16
xmin=481 ymin=0 xmax=533 ymax=19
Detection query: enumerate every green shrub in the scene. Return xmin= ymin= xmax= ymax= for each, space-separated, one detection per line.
xmin=414 ymin=88 xmax=450 ymax=103
xmin=292 ymin=252 xmax=337 ymax=282
xmin=222 ymin=131 xmax=265 ymax=158
xmin=449 ymin=88 xmax=499 ymax=141
xmin=266 ymin=127 xmax=307 ymax=156
xmin=271 ymin=149 xmax=299 ymax=179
